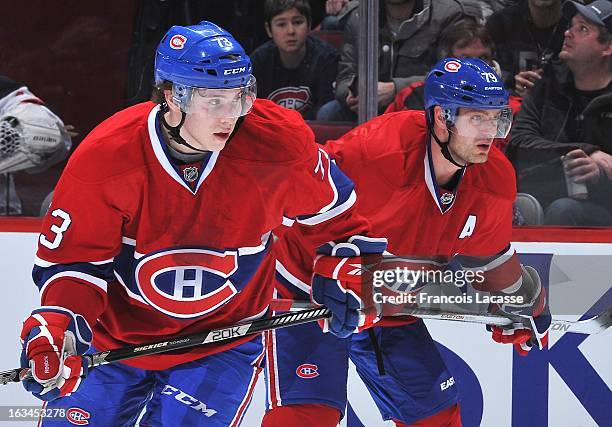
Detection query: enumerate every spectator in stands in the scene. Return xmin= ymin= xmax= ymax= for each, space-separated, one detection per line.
xmin=385 ymin=19 xmax=497 ymax=111
xmin=508 ymin=0 xmax=612 ymax=226
xmin=251 ymin=0 xmax=339 ymax=120
xmin=320 ymin=0 xmax=350 ymax=30
xmin=0 ymin=76 xmax=71 ymax=215
xmin=474 ymin=0 xmax=521 ymax=19
xmin=486 ymin=0 xmax=568 ymax=97
xmin=316 ymin=0 xmax=483 ymax=122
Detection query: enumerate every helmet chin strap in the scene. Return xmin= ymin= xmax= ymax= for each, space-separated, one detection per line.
xmin=158 ymin=103 xmax=210 ymax=153
xmin=428 ymin=121 xmax=468 ymax=168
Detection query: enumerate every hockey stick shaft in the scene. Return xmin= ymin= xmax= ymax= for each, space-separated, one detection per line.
xmin=3 ymin=301 xmax=609 ymax=385
xmin=0 ymin=306 xmax=331 ymax=385
xmin=270 ymin=299 xmax=612 ymax=335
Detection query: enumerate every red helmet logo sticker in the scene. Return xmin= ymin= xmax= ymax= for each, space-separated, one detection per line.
xmin=444 ymin=60 xmax=462 ymax=73
xmin=296 ymin=364 xmax=319 ymax=378
xmin=170 ymin=35 xmax=187 ymax=50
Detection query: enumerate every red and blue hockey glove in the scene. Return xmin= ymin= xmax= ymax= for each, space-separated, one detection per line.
xmin=311 ymin=236 xmax=387 ymax=338
xmin=488 ymin=265 xmax=551 ymax=356
xmin=20 ymin=306 xmax=92 ymax=401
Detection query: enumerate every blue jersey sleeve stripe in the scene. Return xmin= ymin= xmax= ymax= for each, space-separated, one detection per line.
xmin=33 ymin=261 xmax=115 ymax=295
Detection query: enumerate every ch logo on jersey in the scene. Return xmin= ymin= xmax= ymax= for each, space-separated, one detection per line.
xmin=268 ymin=86 xmax=312 ymax=112
xmin=66 ymin=408 xmax=91 ymax=425
xmin=444 ymin=60 xmax=462 ymax=73
xmin=169 ymin=35 xmax=187 ymax=50
xmin=296 ymin=363 xmax=319 ymax=378
xmin=135 ymin=248 xmax=239 ymax=318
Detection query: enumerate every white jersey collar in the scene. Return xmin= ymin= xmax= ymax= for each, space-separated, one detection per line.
xmin=423 ymin=139 xmax=466 ymax=214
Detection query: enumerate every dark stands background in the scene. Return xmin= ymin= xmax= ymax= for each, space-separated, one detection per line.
xmin=0 ymin=0 xmax=325 ymax=215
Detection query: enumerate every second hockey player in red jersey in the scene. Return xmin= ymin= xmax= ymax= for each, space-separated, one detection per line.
xmin=17 ymin=21 xmax=386 ymax=426
xmin=264 ymin=58 xmax=551 ymax=426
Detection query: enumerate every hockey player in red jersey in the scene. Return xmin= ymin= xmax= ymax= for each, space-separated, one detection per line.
xmin=263 ymin=58 xmax=551 ymax=426
xmin=18 ymin=21 xmax=386 ymax=426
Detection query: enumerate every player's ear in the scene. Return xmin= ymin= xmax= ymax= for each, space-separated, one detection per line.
xmin=603 ymin=40 xmax=612 ymax=58
xmin=433 ymin=106 xmax=446 ymax=128
xmin=164 ymin=90 xmax=180 ymax=113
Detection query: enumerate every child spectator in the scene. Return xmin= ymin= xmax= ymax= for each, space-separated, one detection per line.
xmin=251 ymin=0 xmax=340 ymax=120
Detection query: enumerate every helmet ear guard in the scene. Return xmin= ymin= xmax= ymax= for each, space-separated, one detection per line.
xmin=438 ymin=108 xmax=454 ymax=125
xmin=171 ymin=83 xmax=194 ymax=112
xmin=431 ymin=107 xmax=456 ymax=130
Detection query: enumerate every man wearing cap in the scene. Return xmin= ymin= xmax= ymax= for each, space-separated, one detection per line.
xmin=508 ymin=0 xmax=612 ymax=225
